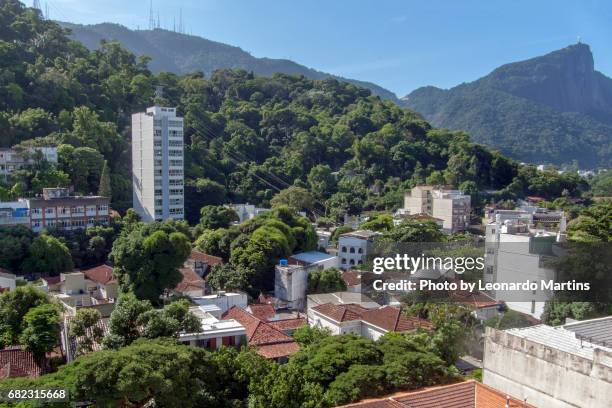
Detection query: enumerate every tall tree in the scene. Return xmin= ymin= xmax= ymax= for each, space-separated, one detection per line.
xmin=22 ymin=234 xmax=74 ymax=275
xmin=110 ymin=222 xmax=191 ymax=303
xmin=98 ymin=159 xmax=112 ymax=200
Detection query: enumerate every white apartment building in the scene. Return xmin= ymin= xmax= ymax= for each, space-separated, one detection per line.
xmin=132 ymin=106 xmax=184 ymax=222
xmin=402 ymin=185 xmax=471 ymax=233
xmin=484 ymin=218 xmax=560 ymax=319
xmin=337 ymin=230 xmax=380 ymax=269
xmin=484 ymin=318 xmax=612 ymax=408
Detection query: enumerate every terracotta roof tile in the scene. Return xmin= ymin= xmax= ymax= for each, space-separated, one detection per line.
xmin=42 ymin=275 xmax=61 ymax=285
xmin=0 ymin=346 xmax=42 ymax=379
xmin=360 ymin=306 xmax=433 ymax=332
xmin=396 ymin=381 xmax=475 ymax=408
xmin=312 ymin=303 xmax=368 ymax=322
xmin=268 ymin=318 xmax=307 ymax=331
xmin=342 ymin=270 xmax=362 ymax=287
xmin=339 ymin=381 xmax=535 ymax=408
xmin=222 ymin=306 xmax=300 ymax=359
xmin=174 ymin=267 xmax=205 ymax=294
xmin=247 ymin=304 xmax=276 ymax=321
xmin=82 ymin=264 xmax=115 ymax=285
xmin=450 ymin=290 xmax=502 ymax=309
xmin=256 ymin=342 xmax=301 ymax=359
xmin=189 ymin=250 xmax=223 ymax=266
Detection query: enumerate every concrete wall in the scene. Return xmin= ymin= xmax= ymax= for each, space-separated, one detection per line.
xmin=483 ymin=327 xmax=612 ymax=408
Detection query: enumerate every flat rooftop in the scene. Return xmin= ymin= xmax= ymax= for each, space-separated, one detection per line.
xmin=290 ymin=251 xmax=337 ymax=264
xmin=505 ymin=317 xmax=612 ymax=361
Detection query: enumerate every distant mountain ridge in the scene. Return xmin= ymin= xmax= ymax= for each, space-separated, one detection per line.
xmin=402 ymin=44 xmax=612 ymax=167
xmin=60 ymin=22 xmax=399 ymax=102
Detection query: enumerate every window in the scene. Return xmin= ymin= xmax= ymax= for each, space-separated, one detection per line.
xmin=169 ymin=208 xmax=183 ymax=215
xmin=31 ymin=208 xmax=41 ymax=214
xmin=97 ymin=205 xmax=108 ymax=212
xmin=169 ymin=150 xmax=182 ymax=157
xmin=169 ymin=160 xmax=183 ymax=167
xmin=531 ymin=301 xmax=536 ymax=314
xmin=349 ymin=259 xmax=355 ymax=265
xmin=358 ymin=248 xmax=363 ymax=254
xmin=486 ymin=266 xmax=494 ymax=275
xmin=169 ymin=140 xmax=182 ymax=147
xmin=45 ymin=208 xmax=54 ymax=214
xmin=349 ymin=247 xmax=355 ymax=254
xmin=155 ymin=189 xmax=163 ymax=196
xmin=341 ymin=246 xmax=347 ymax=253
xmin=169 ymin=169 xmax=183 ymax=176
xmin=169 ymin=189 xmax=183 ymax=196
xmin=169 ymin=198 xmax=183 ymax=206
xmin=341 ymin=258 xmax=347 ymax=264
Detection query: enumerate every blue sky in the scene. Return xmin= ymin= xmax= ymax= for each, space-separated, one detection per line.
xmin=38 ymin=0 xmax=612 ymax=96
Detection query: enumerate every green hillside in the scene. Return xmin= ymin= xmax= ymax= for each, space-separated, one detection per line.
xmin=60 ymin=22 xmax=399 ymax=102
xmin=1 ymin=0 xmax=588 ymax=223
xmin=402 ymin=44 xmax=612 ymax=167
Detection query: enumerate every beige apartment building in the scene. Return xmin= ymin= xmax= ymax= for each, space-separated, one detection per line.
xmin=402 ymin=185 xmax=471 ymax=232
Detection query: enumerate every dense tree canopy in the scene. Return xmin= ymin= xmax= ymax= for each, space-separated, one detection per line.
xmin=110 ymin=220 xmax=191 ymax=303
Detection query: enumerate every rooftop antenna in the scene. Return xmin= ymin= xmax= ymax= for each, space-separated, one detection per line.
xmin=173 ymin=16 xmax=176 ymax=32
xmin=157 ymin=11 xmax=160 ymax=29
xmin=148 ymin=0 xmax=154 ymax=30
xmin=33 ymin=0 xmax=41 ymax=11
xmin=179 ymin=8 xmax=183 ymax=34
xmin=577 ymin=36 xmax=582 ymax=44
xmin=45 ymin=2 xmax=49 ymax=19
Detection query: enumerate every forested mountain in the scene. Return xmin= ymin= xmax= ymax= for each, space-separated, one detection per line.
xmin=60 ymin=22 xmax=399 ymax=102
xmin=402 ymin=44 xmax=612 ymax=167
xmin=1 ymin=0 xmax=588 ymax=224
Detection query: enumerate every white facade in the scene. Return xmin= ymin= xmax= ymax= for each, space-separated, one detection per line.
xmin=0 ymin=271 xmax=19 ymax=291
xmin=403 ymin=186 xmax=471 ymax=233
xmin=484 ymin=321 xmax=612 ymax=408
xmin=132 ymin=106 xmax=184 ymax=222
xmin=337 ymin=230 xmax=379 ymax=269
xmin=190 ymin=291 xmax=248 ymax=316
xmin=484 ymin=220 xmax=557 ymax=319
xmin=226 ymin=203 xmax=270 ymax=223
xmin=274 ymin=251 xmax=339 ymax=310
xmin=179 ymin=306 xmax=246 ymax=349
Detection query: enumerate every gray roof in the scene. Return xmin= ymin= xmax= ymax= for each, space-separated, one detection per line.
xmin=564 ymin=316 xmax=612 ymax=348
xmin=506 ymin=317 xmax=612 ymax=362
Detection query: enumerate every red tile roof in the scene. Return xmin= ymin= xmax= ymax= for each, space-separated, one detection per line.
xmin=222 ymin=306 xmax=300 ymax=359
xmin=342 ymin=270 xmax=362 ymax=287
xmin=83 ymin=264 xmax=115 ymax=285
xmin=256 ymin=342 xmax=301 ymax=359
xmin=268 ymin=318 xmax=307 ymax=331
xmin=174 ymin=267 xmax=205 ymax=294
xmin=312 ymin=304 xmax=431 ymax=333
xmin=312 ymin=303 xmax=368 ymax=322
xmin=338 ymin=380 xmax=535 ymax=408
xmin=395 ymin=381 xmax=475 ymax=408
xmin=360 ymin=306 xmax=433 ymax=332
xmin=247 ymin=304 xmax=276 ymax=321
xmin=0 ymin=346 xmax=42 ymax=379
xmin=189 ymin=249 xmax=223 ymax=266
xmin=42 ymin=275 xmax=61 ymax=285
xmin=450 ymin=290 xmax=502 ymax=309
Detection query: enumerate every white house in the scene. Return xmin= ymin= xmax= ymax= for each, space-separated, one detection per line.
xmin=309 ymin=303 xmax=432 ymax=341
xmin=274 ymin=251 xmax=339 ymax=310
xmin=0 ymin=269 xmax=20 ymax=291
xmin=337 ymin=230 xmax=380 ymax=269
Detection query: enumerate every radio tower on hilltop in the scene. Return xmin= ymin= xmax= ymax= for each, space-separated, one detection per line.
xmin=148 ymin=0 xmax=155 ymax=30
